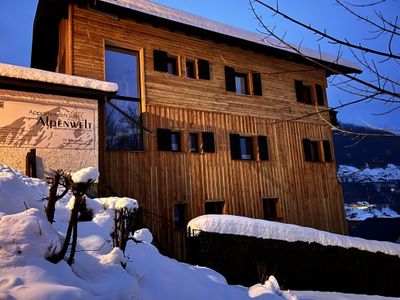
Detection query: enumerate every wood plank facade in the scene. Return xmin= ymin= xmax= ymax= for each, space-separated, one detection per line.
xmin=34 ymin=2 xmax=351 ymax=257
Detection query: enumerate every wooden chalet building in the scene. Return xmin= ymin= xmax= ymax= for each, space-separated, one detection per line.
xmin=30 ymin=0 xmax=360 ymax=257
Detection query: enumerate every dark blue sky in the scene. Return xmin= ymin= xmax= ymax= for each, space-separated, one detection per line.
xmin=0 ymin=0 xmax=399 ymax=131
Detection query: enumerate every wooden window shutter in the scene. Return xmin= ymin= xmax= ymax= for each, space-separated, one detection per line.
xmin=153 ymin=50 xmax=168 ymax=72
xmin=198 ymin=59 xmax=210 ymax=80
xmin=302 ymin=138 xmax=312 ymax=161
xmin=229 ymin=134 xmax=241 ymax=160
xmin=225 ymin=66 xmax=236 ymax=92
xmin=252 ymin=72 xmax=263 ymax=96
xmin=258 ymin=136 xmax=269 ymax=161
xmin=316 ymin=84 xmax=325 ymax=106
xmin=202 ymin=132 xmax=215 ymax=153
xmin=157 ymin=128 xmax=171 ymax=151
xmin=323 ymin=140 xmax=333 ymax=162
xmin=295 ymin=80 xmax=304 ymax=102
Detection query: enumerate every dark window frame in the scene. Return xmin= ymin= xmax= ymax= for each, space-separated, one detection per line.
xmin=185 ymin=59 xmax=196 ymax=79
xmin=262 ymin=197 xmax=279 ymax=221
xmin=204 ymin=200 xmax=225 ymax=215
xmin=234 ymin=72 xmax=249 ymax=95
xmin=105 ymin=46 xmax=143 ymax=151
xmin=173 ymin=203 xmax=187 ymax=228
xmin=157 ymin=128 xmax=182 ymax=153
xmin=189 ymin=132 xmax=199 ymax=153
xmin=166 ymin=55 xmax=179 ymax=76
xmin=303 ymin=138 xmax=334 ymax=163
xmin=225 ymin=66 xmax=262 ymax=96
xmin=240 ymin=136 xmax=254 ymax=160
xmin=295 ymin=80 xmax=326 ymax=106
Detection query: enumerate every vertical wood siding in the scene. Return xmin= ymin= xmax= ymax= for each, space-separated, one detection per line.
xmin=66 ymin=5 xmax=347 ymax=257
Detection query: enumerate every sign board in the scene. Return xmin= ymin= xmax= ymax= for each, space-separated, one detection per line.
xmin=0 ymin=100 xmax=95 ymax=149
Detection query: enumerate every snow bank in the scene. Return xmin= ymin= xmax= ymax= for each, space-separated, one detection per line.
xmin=0 ymin=164 xmax=289 ymax=300
xmin=0 ymin=164 xmax=48 ymax=215
xmin=249 ymin=276 xmax=297 ymax=300
xmin=1 ymin=164 xmax=397 ymax=299
xmin=0 ymin=63 xmax=118 ymax=93
xmin=338 ymin=164 xmax=400 ymax=183
xmin=133 ymin=228 xmax=153 ymax=243
xmin=188 ymin=215 xmax=400 ymax=257
xmin=71 ymin=167 xmax=99 ymax=183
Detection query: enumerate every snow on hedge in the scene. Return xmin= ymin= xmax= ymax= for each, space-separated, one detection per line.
xmin=100 ymin=197 xmax=139 ymax=210
xmin=187 ymin=215 xmax=400 ymax=257
xmin=0 ymin=63 xmax=118 ymax=93
xmin=71 ymin=167 xmax=99 ymax=183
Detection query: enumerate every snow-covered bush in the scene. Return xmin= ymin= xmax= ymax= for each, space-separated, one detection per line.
xmin=47 ymin=167 xmax=99 ymax=265
xmin=101 ymin=197 xmax=139 ymax=252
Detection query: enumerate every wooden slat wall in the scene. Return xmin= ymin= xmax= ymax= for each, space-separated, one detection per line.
xmin=70 ymin=5 xmax=330 ymax=122
xmin=65 ymin=5 xmax=347 ymax=255
xmin=103 ymin=106 xmax=347 ymax=235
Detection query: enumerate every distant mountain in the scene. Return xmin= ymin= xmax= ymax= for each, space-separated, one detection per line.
xmin=333 ymin=123 xmax=400 ymax=168
xmin=333 ymin=123 xmax=400 ymax=216
xmin=345 ymin=201 xmax=399 ymax=221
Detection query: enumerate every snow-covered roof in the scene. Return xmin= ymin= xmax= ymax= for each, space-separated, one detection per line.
xmin=188 ymin=215 xmax=400 ymax=257
xmin=99 ymin=0 xmax=360 ymax=72
xmin=0 ymin=63 xmax=118 ymax=93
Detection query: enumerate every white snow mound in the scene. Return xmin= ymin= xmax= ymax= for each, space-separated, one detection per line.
xmin=71 ymin=167 xmax=99 ymax=183
xmin=188 ymin=214 xmax=400 ymax=257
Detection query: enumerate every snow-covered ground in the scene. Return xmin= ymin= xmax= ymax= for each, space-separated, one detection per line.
xmin=338 ymin=164 xmax=400 ymax=183
xmin=0 ymin=163 xmax=398 ymax=299
xmin=345 ymin=201 xmax=400 ymax=221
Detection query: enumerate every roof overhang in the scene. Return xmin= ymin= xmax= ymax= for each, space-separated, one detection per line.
xmin=31 ymin=0 xmax=361 ymax=76
xmin=0 ymin=63 xmax=117 ymax=99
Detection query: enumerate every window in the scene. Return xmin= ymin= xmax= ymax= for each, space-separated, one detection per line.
xmin=197 ymin=59 xmax=210 ymax=80
xmin=225 ymin=66 xmax=262 ymax=96
xmin=258 ymin=136 xmax=269 ymax=161
xmin=295 ymin=80 xmax=325 ymax=106
xmin=235 ymin=73 xmax=249 ymax=95
xmin=205 ymin=201 xmax=225 ymax=214
xmin=189 ymin=132 xmax=215 ymax=153
xmin=186 ymin=60 xmax=196 ymax=79
xmin=167 ymin=55 xmax=178 ymax=75
xmin=157 ymin=129 xmax=181 ymax=152
xmin=240 ymin=136 xmax=254 ymax=160
xmin=323 ymin=140 xmax=333 ymax=162
xmin=302 ymin=85 xmax=313 ymax=105
xmin=303 ymin=139 xmax=333 ymax=162
xmin=173 ymin=203 xmax=186 ymax=228
xmin=189 ymin=133 xmax=199 ymax=153
xmin=262 ymin=198 xmax=279 ymax=220
xmin=154 ymin=50 xmax=210 ymax=80
xmin=153 ymin=50 xmax=178 ymax=75
xmin=105 ymin=46 xmax=142 ymax=151
xmin=171 ymin=132 xmax=181 ymax=152
xmin=316 ymin=84 xmax=325 ymax=106
xmin=202 ymin=132 xmax=215 ymax=153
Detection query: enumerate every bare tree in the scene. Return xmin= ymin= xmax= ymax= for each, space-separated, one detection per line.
xmin=249 ymin=0 xmax=399 ymax=135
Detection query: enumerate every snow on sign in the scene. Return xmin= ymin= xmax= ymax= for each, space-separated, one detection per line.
xmin=0 ymin=100 xmax=95 ymax=149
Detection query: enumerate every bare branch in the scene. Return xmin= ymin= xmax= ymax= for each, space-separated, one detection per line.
xmin=252 ymin=0 xmax=400 ymax=59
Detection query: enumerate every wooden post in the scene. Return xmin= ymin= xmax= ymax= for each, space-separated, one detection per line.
xmin=25 ymin=149 xmax=37 ymax=178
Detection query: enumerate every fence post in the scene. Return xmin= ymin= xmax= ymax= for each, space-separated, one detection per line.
xmin=25 ymin=149 xmax=37 ymax=178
